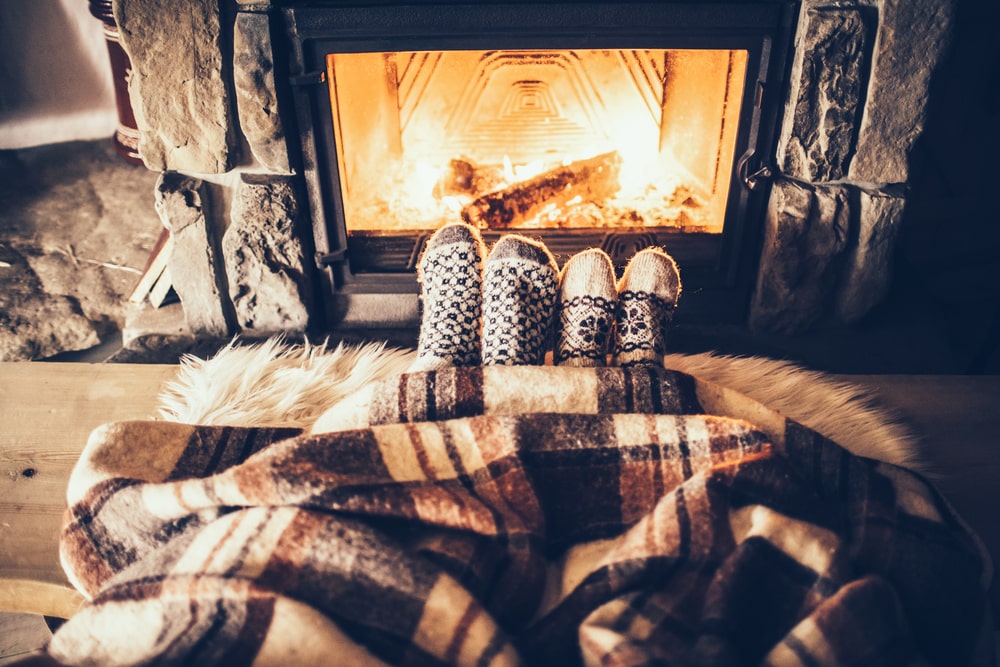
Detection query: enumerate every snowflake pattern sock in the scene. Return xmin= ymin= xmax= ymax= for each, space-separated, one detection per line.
xmin=481 ymin=234 xmax=559 ymax=366
xmin=612 ymin=247 xmax=681 ymax=367
xmin=555 ymin=248 xmax=617 ymax=366
xmin=410 ymin=222 xmax=486 ymax=371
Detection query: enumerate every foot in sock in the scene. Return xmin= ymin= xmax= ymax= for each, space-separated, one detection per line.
xmin=410 ymin=222 xmax=486 ymax=372
xmin=612 ymin=247 xmax=681 ymax=367
xmin=481 ymin=235 xmax=559 ymax=365
xmin=555 ymin=248 xmax=617 ymax=366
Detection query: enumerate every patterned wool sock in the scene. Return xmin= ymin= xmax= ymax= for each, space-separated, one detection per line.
xmin=410 ymin=222 xmax=486 ymax=371
xmin=481 ymin=234 xmax=559 ymax=365
xmin=555 ymin=248 xmax=617 ymax=366
xmin=612 ymin=247 xmax=681 ymax=367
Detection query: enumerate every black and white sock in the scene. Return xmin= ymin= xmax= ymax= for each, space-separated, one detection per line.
xmin=410 ymin=222 xmax=486 ymax=372
xmin=481 ymin=235 xmax=559 ymax=366
xmin=612 ymin=247 xmax=681 ymax=367
xmin=555 ymin=248 xmax=617 ymax=366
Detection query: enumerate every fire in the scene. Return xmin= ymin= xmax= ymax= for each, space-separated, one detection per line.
xmin=326 ymin=48 xmax=747 ymax=235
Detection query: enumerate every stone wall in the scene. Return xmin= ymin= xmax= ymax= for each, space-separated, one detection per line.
xmin=113 ymin=0 xmax=954 ymax=338
xmin=115 ymin=0 xmax=310 ymax=339
xmin=750 ymin=0 xmax=954 ymax=333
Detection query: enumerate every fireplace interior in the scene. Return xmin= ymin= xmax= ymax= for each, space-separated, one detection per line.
xmin=327 ymin=47 xmax=744 ymax=236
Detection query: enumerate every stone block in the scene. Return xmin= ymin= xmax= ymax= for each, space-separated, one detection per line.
xmin=778 ymin=5 xmax=870 ymax=182
xmin=223 ymin=177 xmax=311 ymax=334
xmin=0 ymin=242 xmax=100 ymax=360
xmin=122 ymin=301 xmax=193 ymax=349
xmin=849 ymin=0 xmax=955 ymax=183
xmin=835 ymin=189 xmax=906 ymax=323
xmin=114 ymin=0 xmax=234 ymax=173
xmin=749 ymin=179 xmax=850 ymax=333
xmin=154 ymin=173 xmax=232 ymax=337
xmin=0 ymin=295 xmax=101 ymax=362
xmin=234 ymin=12 xmax=291 ymax=173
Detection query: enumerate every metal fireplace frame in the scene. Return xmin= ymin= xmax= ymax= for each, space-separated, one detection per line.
xmin=280 ymin=1 xmax=796 ymax=330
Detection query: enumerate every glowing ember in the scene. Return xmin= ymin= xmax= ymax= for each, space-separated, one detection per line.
xmin=342 ymin=149 xmax=714 ymax=233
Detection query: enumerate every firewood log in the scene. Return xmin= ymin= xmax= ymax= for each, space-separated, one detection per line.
xmin=432 ymin=157 xmax=504 ymax=199
xmin=461 ymin=151 xmax=623 ymax=229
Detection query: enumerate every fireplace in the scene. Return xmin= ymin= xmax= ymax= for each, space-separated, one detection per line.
xmin=111 ymin=0 xmax=954 ymax=340
xmin=284 ymin=2 xmax=792 ymax=327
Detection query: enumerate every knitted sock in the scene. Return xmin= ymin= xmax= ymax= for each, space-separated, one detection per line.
xmin=555 ymin=248 xmax=617 ymax=366
xmin=481 ymin=235 xmax=559 ymax=366
xmin=410 ymin=222 xmax=486 ymax=371
xmin=612 ymin=247 xmax=681 ymax=367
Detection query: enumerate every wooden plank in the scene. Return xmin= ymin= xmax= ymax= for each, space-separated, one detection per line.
xmin=0 ymin=580 xmax=85 ymax=619
xmin=0 ymin=612 xmax=52 ymax=666
xmin=0 ymin=363 xmax=177 ymax=590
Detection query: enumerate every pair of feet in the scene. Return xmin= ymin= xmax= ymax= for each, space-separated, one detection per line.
xmin=410 ymin=223 xmax=681 ymax=371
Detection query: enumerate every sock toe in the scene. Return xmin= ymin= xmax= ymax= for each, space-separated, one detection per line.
xmin=426 ymin=222 xmax=482 ymax=251
xmin=617 ymin=247 xmax=681 ymax=305
xmin=488 ymin=234 xmax=557 ymax=268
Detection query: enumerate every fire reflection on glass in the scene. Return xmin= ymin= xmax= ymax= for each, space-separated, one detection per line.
xmin=327 ymin=48 xmax=747 ymax=235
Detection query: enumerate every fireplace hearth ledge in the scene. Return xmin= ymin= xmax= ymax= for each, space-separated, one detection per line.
xmin=112 ymin=0 xmax=954 ymax=338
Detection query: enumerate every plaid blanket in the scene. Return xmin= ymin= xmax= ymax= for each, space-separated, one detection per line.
xmin=49 ymin=366 xmax=993 ymax=666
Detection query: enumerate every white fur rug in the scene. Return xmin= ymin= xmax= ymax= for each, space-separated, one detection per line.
xmin=157 ymin=337 xmax=922 ymax=472
xmin=158 ymin=337 xmax=416 ymax=428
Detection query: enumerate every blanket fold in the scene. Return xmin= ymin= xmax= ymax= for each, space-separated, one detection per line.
xmin=48 ymin=367 xmax=992 ymax=667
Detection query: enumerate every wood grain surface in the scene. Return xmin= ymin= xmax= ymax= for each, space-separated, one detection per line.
xmin=0 ymin=362 xmax=176 ymax=616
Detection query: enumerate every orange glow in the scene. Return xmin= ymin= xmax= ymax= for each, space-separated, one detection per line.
xmin=327 ymin=48 xmax=747 ymax=234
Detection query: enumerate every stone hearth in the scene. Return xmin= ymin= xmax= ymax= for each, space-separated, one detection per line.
xmin=110 ymin=0 xmax=954 ymax=339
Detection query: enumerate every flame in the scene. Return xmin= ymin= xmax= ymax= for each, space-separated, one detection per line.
xmin=327 ymin=47 xmax=747 ymax=234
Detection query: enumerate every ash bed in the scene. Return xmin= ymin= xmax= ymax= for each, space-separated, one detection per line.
xmin=2 ymin=342 xmax=997 ymax=666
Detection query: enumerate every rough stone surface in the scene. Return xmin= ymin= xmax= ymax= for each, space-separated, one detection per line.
xmin=0 ymin=245 xmax=101 ymax=361
xmin=849 ymin=0 xmax=955 ymax=183
xmin=114 ymin=0 xmax=234 ymax=173
xmin=155 ymin=173 xmax=232 ymax=337
xmin=750 ymin=179 xmax=850 ymax=334
xmin=778 ymin=5 xmax=869 ymax=182
xmin=835 ymin=189 xmax=906 ymax=323
xmin=114 ymin=301 xmax=204 ymax=363
xmin=234 ymin=11 xmax=291 ymax=173
xmin=223 ymin=177 xmax=311 ymax=334
xmin=0 ymin=141 xmax=162 ymax=360
xmin=121 ymin=301 xmax=191 ymax=349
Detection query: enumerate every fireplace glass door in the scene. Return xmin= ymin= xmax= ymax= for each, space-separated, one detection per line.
xmin=284 ymin=2 xmax=793 ymax=325
xmin=327 ymin=48 xmax=747 ymax=236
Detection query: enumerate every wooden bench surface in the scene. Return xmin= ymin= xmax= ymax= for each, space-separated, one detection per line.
xmin=2 ymin=362 xmax=998 ymax=618
xmin=0 ymin=363 xmax=178 ymax=617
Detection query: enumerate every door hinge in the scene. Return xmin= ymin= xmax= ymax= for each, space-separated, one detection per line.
xmin=315 ymin=248 xmax=347 ymax=269
xmin=737 ymin=149 xmax=774 ymax=192
xmin=289 ymin=70 xmax=326 ymax=87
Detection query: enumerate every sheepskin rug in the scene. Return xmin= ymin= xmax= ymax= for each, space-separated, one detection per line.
xmin=157 ymin=337 xmax=922 ymax=472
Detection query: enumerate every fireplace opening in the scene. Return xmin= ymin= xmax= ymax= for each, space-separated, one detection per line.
xmin=327 ymin=48 xmax=747 ymax=236
xmin=284 ymin=2 xmax=793 ymax=328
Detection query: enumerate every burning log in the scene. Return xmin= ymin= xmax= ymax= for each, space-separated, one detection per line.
xmin=461 ymin=151 xmax=623 ymax=229
xmin=432 ymin=157 xmax=504 ymax=199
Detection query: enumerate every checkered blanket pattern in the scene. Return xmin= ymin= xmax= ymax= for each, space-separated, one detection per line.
xmin=48 ymin=367 xmax=993 ymax=666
